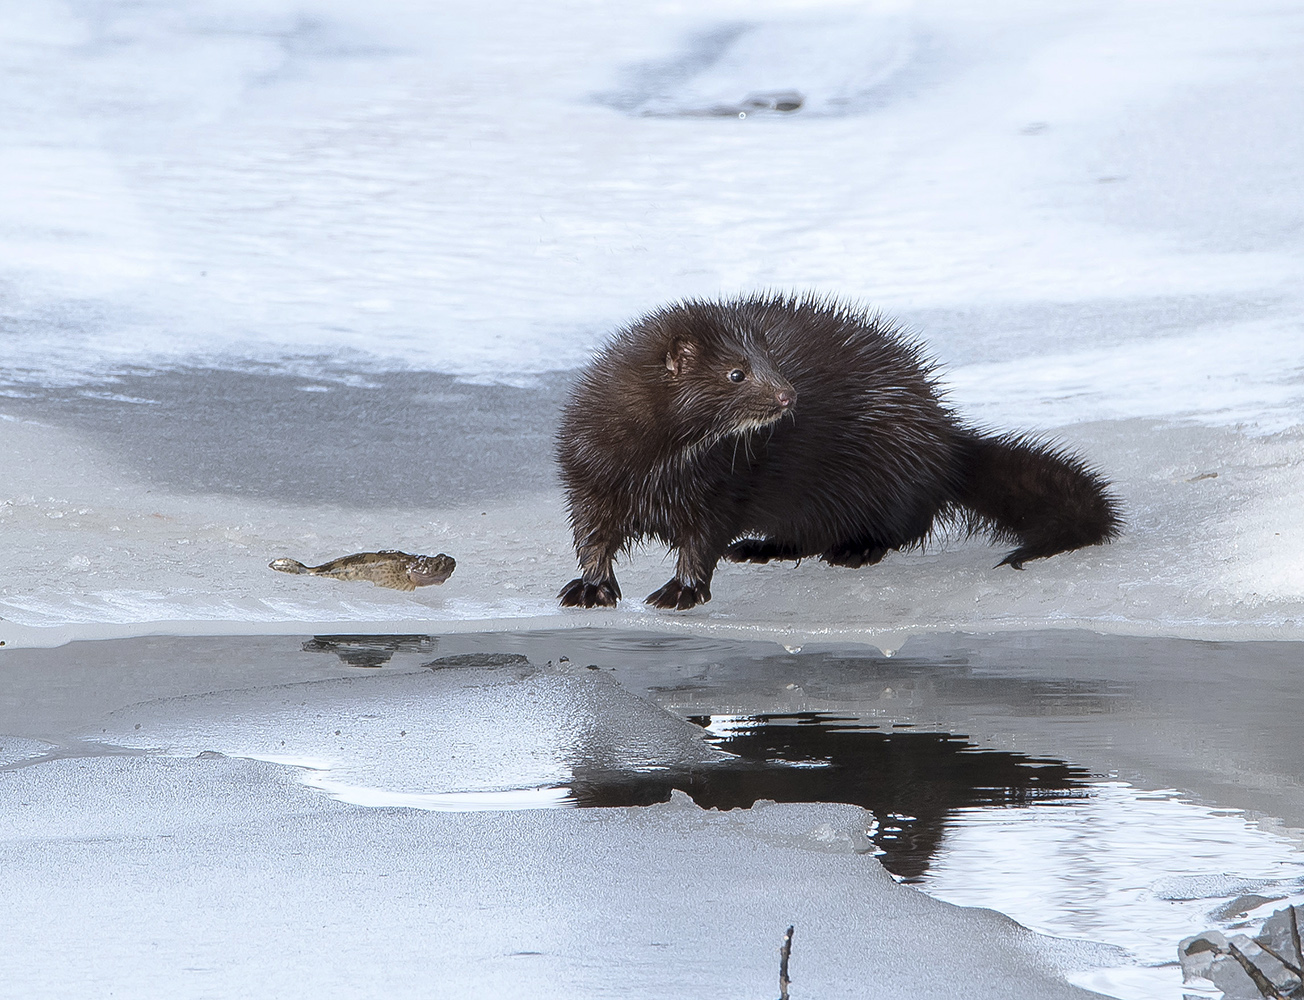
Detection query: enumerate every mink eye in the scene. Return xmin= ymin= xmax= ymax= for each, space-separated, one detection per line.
xmin=728 ymin=369 xmax=746 ymax=383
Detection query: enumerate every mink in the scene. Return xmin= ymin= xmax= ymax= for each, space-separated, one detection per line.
xmin=556 ymin=294 xmax=1121 ymax=610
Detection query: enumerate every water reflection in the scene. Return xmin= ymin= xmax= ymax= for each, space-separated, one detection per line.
xmin=302 ymin=635 xmax=538 ymax=672
xmin=663 ymin=649 xmax=1136 ymax=717
xmin=570 ymin=712 xmax=1089 ymax=881
xmin=302 ymin=634 xmax=437 ymax=667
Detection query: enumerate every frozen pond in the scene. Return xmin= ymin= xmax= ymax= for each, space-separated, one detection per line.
xmin=3 ymin=629 xmax=1303 ymax=999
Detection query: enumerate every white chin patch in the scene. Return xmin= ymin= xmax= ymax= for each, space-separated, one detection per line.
xmin=733 ymin=413 xmax=783 ymax=435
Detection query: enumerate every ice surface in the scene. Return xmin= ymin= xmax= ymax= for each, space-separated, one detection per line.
xmin=6 ymin=631 xmax=1304 ymax=999
xmin=0 ymin=637 xmax=1125 ymax=1000
xmin=0 ymin=736 xmax=54 ymax=767
xmin=923 ymin=784 xmax=1304 ymax=999
xmin=91 ymin=660 xmax=729 ymax=804
xmin=607 ymin=11 xmax=915 ymax=118
xmin=0 ymin=775 xmax=1116 ymax=1000
xmin=1 ymin=0 xmax=1302 ymax=641
xmin=1 ymin=405 xmax=1301 ymax=646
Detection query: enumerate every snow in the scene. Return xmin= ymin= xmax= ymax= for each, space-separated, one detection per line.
xmin=0 ymin=771 xmax=1110 ymax=1000
xmin=1 ymin=407 xmax=1300 ymax=645
xmin=2 ymin=0 xmax=1301 ymax=404
xmin=2 ymin=0 xmax=1302 ymax=639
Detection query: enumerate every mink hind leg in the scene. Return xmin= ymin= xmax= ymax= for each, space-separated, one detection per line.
xmin=723 ymin=538 xmax=805 ymax=564
xmin=820 ymin=504 xmax=939 ymax=569
xmin=819 ymin=538 xmax=891 ymax=568
xmin=728 ymin=532 xmax=899 ymax=569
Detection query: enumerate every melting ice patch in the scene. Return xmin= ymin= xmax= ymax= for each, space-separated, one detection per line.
xmin=301 ymin=778 xmax=574 ymax=812
xmin=601 ymin=10 xmax=915 ymax=118
xmin=91 ymin=663 xmax=728 ymax=805
xmin=0 ymin=589 xmax=557 ymax=628
xmin=947 ymin=320 xmax=1304 ymax=434
xmin=84 ymin=661 xmax=1304 ymax=1000
xmin=0 ymin=737 xmax=57 ymax=769
xmin=920 ymin=781 xmax=1304 ymax=1000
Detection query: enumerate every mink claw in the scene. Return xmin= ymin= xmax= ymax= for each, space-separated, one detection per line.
xmin=646 ymin=579 xmax=711 ymax=610
xmin=558 ymin=578 xmax=620 ymax=608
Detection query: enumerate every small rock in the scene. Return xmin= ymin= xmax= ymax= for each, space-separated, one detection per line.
xmin=421 ymin=653 xmax=530 ymax=670
xmin=1210 ymin=893 xmax=1282 ymax=921
xmin=1179 ymin=930 xmax=1227 ymax=981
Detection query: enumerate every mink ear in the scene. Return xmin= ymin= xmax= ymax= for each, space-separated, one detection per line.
xmin=665 ymin=339 xmax=696 ymax=376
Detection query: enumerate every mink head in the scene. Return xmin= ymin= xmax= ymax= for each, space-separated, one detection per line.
xmin=660 ymin=316 xmax=797 ymax=446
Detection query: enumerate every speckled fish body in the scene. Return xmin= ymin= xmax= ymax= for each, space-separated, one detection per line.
xmin=269 ymin=550 xmax=455 ymax=591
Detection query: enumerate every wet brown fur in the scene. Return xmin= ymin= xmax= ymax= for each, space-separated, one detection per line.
xmin=556 ymin=294 xmax=1121 ymax=610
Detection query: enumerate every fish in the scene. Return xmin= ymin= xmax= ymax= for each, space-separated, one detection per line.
xmin=269 ymin=550 xmax=455 ymax=591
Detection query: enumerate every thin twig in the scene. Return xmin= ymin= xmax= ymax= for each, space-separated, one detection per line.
xmin=778 ymin=925 xmax=794 ymax=1000
xmin=1291 ymin=905 xmax=1303 ymax=973
xmin=1226 ymin=942 xmax=1291 ymax=1000
xmin=1254 ymin=938 xmax=1303 ymax=979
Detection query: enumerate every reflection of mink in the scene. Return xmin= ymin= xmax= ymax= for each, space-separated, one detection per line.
xmin=556 ymin=295 xmax=1121 ymax=610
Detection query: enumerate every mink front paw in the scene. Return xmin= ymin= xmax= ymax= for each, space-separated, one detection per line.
xmin=558 ymin=577 xmax=621 ymax=608
xmin=645 ymin=579 xmax=711 ymax=610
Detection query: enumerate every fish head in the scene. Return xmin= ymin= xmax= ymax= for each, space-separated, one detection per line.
xmin=407 ymin=553 xmax=456 ymax=586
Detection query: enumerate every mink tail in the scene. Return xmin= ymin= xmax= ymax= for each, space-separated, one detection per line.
xmin=951 ymin=431 xmax=1122 ymax=570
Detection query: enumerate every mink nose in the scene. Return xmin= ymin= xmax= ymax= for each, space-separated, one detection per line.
xmin=776 ymin=388 xmax=796 ymax=409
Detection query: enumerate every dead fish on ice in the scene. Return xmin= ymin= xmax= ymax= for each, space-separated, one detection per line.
xmin=269 ymin=550 xmax=455 ymax=591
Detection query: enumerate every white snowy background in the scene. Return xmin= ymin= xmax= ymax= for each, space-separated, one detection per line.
xmin=2 ymin=0 xmax=1301 ymax=411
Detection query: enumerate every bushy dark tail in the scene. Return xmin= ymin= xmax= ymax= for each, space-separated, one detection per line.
xmin=952 ymin=432 xmax=1122 ymax=569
